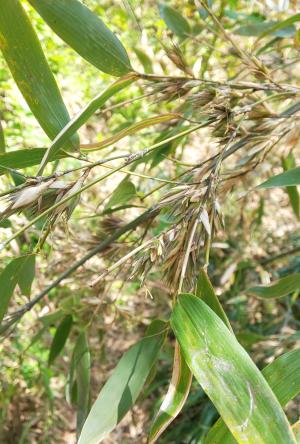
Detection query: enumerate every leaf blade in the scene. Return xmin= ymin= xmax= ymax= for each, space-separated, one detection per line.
xmin=148 ymin=341 xmax=192 ymax=444
xmin=78 ymin=320 xmax=167 ymax=444
xmin=81 ymin=113 xmax=179 ymax=152
xmin=246 ymin=273 xmax=300 ymax=299
xmin=205 ymin=347 xmax=300 ymax=444
xmin=171 ymin=294 xmax=296 ymax=444
xmin=258 ymin=167 xmax=300 ymax=188
xmin=196 ymin=268 xmax=232 ymax=332
xmin=0 ymin=148 xmax=67 ymax=177
xmin=0 ymin=0 xmax=78 ymax=149
xmin=28 ymin=0 xmax=132 ymax=76
xmin=282 ymin=153 xmax=300 ymax=219
xmin=38 ymin=73 xmax=137 ymax=174
xmin=0 ymin=255 xmax=36 ymax=323
xmin=48 ymin=315 xmax=73 ymax=365
xmin=72 ymin=332 xmax=91 ymax=437
xmin=158 ymin=3 xmax=191 ymax=37
xmin=105 ymin=178 xmax=136 ymax=210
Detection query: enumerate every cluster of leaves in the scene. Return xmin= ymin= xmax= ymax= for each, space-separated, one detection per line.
xmin=0 ymin=0 xmax=300 ymax=443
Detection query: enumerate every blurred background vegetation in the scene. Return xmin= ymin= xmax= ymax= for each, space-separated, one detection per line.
xmin=0 ymin=0 xmax=299 ymax=443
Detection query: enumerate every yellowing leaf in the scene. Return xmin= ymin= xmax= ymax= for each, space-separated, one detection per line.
xmin=148 ymin=341 xmax=192 ymax=443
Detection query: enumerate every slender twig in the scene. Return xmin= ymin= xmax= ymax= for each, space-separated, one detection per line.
xmin=0 ymin=124 xmax=202 ymax=251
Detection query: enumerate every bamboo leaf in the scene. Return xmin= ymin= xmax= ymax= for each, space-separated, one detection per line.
xmin=133 ymin=47 xmax=153 ymax=73
xmin=72 ymin=332 xmax=91 ymax=437
xmin=171 ymin=294 xmax=296 ymax=444
xmin=0 ymin=255 xmax=36 ymax=323
xmin=148 ymin=268 xmax=233 ymax=442
xmin=205 ymin=347 xmax=300 ymax=444
xmin=246 ymin=273 xmax=300 ymax=299
xmin=0 ymin=120 xmax=5 ymax=154
xmin=148 ymin=341 xmax=192 ymax=444
xmin=0 ymin=148 xmax=67 ymax=177
xmin=78 ymin=320 xmax=167 ymax=444
xmin=158 ymin=3 xmax=191 ymax=37
xmin=196 ymin=268 xmax=232 ymax=332
xmin=17 ymin=254 xmax=35 ymax=297
xmin=259 ymin=13 xmax=300 ymax=39
xmin=81 ymin=113 xmax=179 ymax=152
xmin=235 ymin=21 xmax=296 ymax=38
xmin=28 ymin=0 xmax=132 ymax=76
xmin=105 ymin=178 xmax=136 ymax=210
xmin=258 ymin=167 xmax=300 ymax=188
xmin=48 ymin=315 xmax=73 ymax=365
xmin=282 ymin=153 xmax=300 ymax=219
xmin=37 ymin=73 xmax=137 ymax=174
xmin=0 ymin=0 xmax=78 ymax=149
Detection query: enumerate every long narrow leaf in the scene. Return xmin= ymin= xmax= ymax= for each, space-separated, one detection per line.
xmin=48 ymin=315 xmax=73 ymax=365
xmin=0 ymin=0 xmax=78 ymax=149
xmin=81 ymin=113 xmax=179 ymax=151
xmin=282 ymin=153 xmax=300 ymax=219
xmin=205 ymin=347 xmax=300 ymax=444
xmin=72 ymin=332 xmax=91 ymax=437
xmin=0 ymin=121 xmax=5 ymax=154
xmin=258 ymin=167 xmax=300 ymax=188
xmin=0 ymin=148 xmax=67 ymax=177
xmin=78 ymin=320 xmax=167 ymax=444
xmin=0 ymin=255 xmax=35 ymax=323
xmin=171 ymin=294 xmax=296 ymax=444
xmin=148 ymin=341 xmax=192 ymax=443
xmin=158 ymin=3 xmax=191 ymax=37
xmin=246 ymin=273 xmax=300 ymax=299
xmin=196 ymin=268 xmax=232 ymax=332
xmin=105 ymin=178 xmax=136 ymax=210
xmin=259 ymin=13 xmax=300 ymax=39
xmin=28 ymin=0 xmax=132 ymax=76
xmin=38 ymin=73 xmax=137 ymax=174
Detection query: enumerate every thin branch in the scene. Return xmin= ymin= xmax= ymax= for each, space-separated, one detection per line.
xmin=1 ymin=207 xmax=159 ymax=328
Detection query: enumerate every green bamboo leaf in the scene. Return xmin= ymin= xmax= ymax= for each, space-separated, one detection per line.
xmin=0 ymin=0 xmax=78 ymax=149
xmin=37 ymin=73 xmax=137 ymax=175
xmin=17 ymin=254 xmax=35 ymax=297
xmin=196 ymin=268 xmax=232 ymax=332
xmin=81 ymin=113 xmax=179 ymax=152
xmin=133 ymin=47 xmax=153 ymax=73
xmin=235 ymin=21 xmax=296 ymax=38
xmin=150 ymin=121 xmax=186 ymax=168
xmin=246 ymin=273 xmax=300 ymax=299
xmin=259 ymin=13 xmax=300 ymax=39
xmin=258 ymin=167 xmax=300 ymax=188
xmin=205 ymin=347 xmax=300 ymax=444
xmin=158 ymin=3 xmax=191 ymax=37
xmin=0 ymin=121 xmax=5 ymax=154
xmin=78 ymin=320 xmax=167 ymax=444
xmin=70 ymin=332 xmax=91 ymax=437
xmin=171 ymin=294 xmax=296 ymax=444
xmin=282 ymin=153 xmax=300 ymax=219
xmin=0 ymin=148 xmax=67 ymax=177
xmin=105 ymin=178 xmax=136 ymax=210
xmin=48 ymin=315 xmax=73 ymax=365
xmin=28 ymin=0 xmax=132 ymax=76
xmin=148 ymin=341 xmax=192 ymax=444
xmin=0 ymin=255 xmax=36 ymax=323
